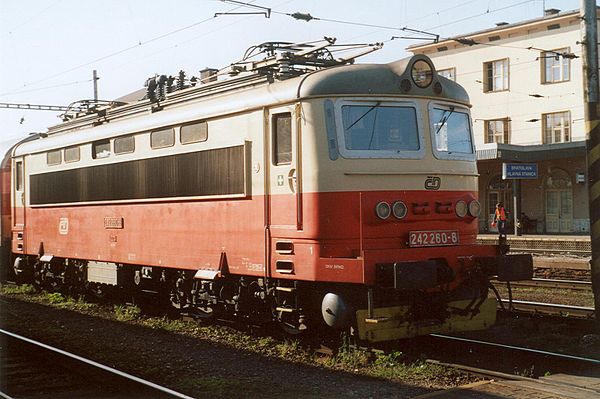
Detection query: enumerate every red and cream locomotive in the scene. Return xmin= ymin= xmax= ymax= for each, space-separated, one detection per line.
xmin=0 ymin=39 xmax=532 ymax=342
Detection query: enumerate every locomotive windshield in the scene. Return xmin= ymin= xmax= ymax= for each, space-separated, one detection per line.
xmin=341 ymin=104 xmax=420 ymax=153
xmin=430 ymin=106 xmax=474 ymax=160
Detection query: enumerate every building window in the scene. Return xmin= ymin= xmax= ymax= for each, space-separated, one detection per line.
xmin=64 ymin=146 xmax=80 ymax=163
xmin=181 ymin=121 xmax=208 ymax=144
xmin=47 ymin=150 xmax=62 ymax=165
xmin=114 ymin=135 xmax=135 ymax=154
xmin=543 ymin=111 xmax=571 ymax=143
xmin=151 ymin=128 xmax=175 ymax=149
xmin=541 ymin=48 xmax=570 ymax=83
xmin=485 ymin=118 xmax=510 ymax=144
xmin=483 ymin=58 xmax=509 ymax=92
xmin=92 ymin=140 xmax=111 ymax=159
xmin=438 ymin=67 xmax=456 ymax=81
xmin=273 ymin=113 xmax=292 ymax=165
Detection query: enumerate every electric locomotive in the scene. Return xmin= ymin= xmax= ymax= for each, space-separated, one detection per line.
xmin=1 ymin=38 xmax=532 ymax=342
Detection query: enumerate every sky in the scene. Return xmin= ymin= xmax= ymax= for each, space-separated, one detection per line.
xmin=0 ymin=0 xmax=585 ymax=142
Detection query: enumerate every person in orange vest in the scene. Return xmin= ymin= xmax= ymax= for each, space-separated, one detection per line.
xmin=492 ymin=202 xmax=508 ymax=244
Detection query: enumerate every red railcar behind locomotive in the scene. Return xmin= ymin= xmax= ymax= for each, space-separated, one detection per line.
xmin=0 ymin=40 xmax=531 ymax=342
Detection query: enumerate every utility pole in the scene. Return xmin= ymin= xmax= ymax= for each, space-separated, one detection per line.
xmin=581 ymin=0 xmax=600 ymax=325
xmin=93 ymin=70 xmax=99 ymax=101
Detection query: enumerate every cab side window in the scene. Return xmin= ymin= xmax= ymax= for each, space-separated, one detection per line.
xmin=273 ymin=113 xmax=292 ymax=165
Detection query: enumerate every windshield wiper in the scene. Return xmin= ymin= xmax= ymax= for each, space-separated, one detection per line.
xmin=367 ymin=105 xmax=380 ymax=149
xmin=347 ymin=101 xmax=381 ymax=130
xmin=435 ymin=105 xmax=455 ymax=136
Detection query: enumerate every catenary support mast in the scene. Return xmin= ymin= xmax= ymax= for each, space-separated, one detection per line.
xmin=581 ymin=0 xmax=600 ymax=325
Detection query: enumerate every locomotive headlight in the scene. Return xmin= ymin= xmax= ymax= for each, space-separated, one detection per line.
xmin=392 ymin=201 xmax=408 ymax=219
xmin=411 ymin=60 xmax=434 ymax=88
xmin=455 ymin=200 xmax=468 ymax=218
xmin=468 ymin=200 xmax=481 ymax=217
xmin=375 ymin=201 xmax=391 ymax=219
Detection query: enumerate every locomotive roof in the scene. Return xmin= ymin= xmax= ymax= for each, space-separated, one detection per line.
xmin=299 ymin=54 xmax=469 ymax=103
xmin=15 ymin=54 xmax=470 ymax=156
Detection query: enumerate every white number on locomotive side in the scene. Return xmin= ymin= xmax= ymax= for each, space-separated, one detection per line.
xmin=409 ymin=230 xmax=459 ymax=247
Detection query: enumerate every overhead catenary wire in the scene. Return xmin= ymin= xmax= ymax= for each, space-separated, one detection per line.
xmin=1 ymin=0 xmax=257 ymax=96
xmin=3 ymin=0 xmax=63 ymax=36
xmin=0 ymin=79 xmax=93 ymax=98
xmin=9 ymin=15 xmax=216 ymax=91
xmin=1 ymin=0 xmax=569 ymax=100
xmin=223 ymin=0 xmax=569 ymax=58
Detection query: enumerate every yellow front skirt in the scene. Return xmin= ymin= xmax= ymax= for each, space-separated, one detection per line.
xmin=356 ymin=298 xmax=497 ymax=342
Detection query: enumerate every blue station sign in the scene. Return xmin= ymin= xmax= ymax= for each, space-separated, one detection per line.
xmin=502 ymin=163 xmax=538 ymax=179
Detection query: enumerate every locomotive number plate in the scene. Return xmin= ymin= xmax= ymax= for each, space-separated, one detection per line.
xmin=409 ymin=230 xmax=459 ymax=247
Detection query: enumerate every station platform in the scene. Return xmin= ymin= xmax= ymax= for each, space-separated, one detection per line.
xmin=477 ymin=234 xmax=591 ymax=255
xmin=414 ymin=373 xmax=600 ymax=398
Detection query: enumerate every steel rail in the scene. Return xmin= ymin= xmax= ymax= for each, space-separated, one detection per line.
xmin=430 ymin=333 xmax=600 ymax=366
xmin=424 ymin=358 xmax=533 ymax=381
xmin=499 ymin=299 xmax=595 ymax=319
xmin=493 ymin=278 xmax=592 ymax=291
xmin=513 ymin=248 xmax=591 ymax=255
xmin=0 ymin=328 xmax=195 ymax=399
xmin=418 ymin=334 xmax=600 ymax=398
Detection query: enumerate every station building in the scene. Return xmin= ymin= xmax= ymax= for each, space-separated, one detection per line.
xmin=408 ymin=8 xmax=598 ymax=235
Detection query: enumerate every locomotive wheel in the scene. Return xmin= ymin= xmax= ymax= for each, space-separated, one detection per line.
xmin=169 ymin=275 xmax=190 ymax=311
xmin=275 ymin=309 xmax=308 ymax=335
xmin=87 ymin=283 xmax=108 ymax=301
xmin=169 ymin=291 xmax=185 ymax=310
xmin=278 ymin=319 xmax=306 ymax=335
xmin=67 ymin=261 xmax=87 ymax=293
xmin=194 ymin=305 xmax=215 ymax=319
xmin=32 ymin=261 xmax=45 ymax=291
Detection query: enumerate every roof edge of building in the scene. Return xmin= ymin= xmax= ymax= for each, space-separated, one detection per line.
xmin=407 ymin=7 xmax=595 ymax=52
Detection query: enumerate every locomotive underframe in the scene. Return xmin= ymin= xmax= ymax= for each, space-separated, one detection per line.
xmin=9 ymin=248 xmax=531 ymax=341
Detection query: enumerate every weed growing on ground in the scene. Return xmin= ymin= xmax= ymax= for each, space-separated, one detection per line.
xmin=276 ymin=339 xmax=300 ymax=357
xmin=0 ymin=284 xmax=36 ymax=295
xmin=46 ymin=292 xmax=67 ymax=304
xmin=142 ymin=316 xmax=190 ymax=331
xmin=518 ymin=365 xmax=536 ymax=378
xmin=114 ymin=304 xmax=142 ymax=321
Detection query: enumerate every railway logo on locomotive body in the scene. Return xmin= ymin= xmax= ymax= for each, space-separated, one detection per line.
xmin=58 ymin=217 xmax=69 ymax=235
xmin=424 ymin=176 xmax=441 ymax=190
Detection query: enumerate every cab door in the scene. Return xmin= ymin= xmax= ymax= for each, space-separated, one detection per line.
xmin=12 ymin=157 xmax=25 ymax=253
xmin=267 ymin=105 xmax=302 ymax=230
xmin=265 ymin=105 xmax=303 ymax=277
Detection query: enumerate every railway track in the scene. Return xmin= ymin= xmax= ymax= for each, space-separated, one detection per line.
xmin=495 ymin=278 xmax=592 ymax=291
xmin=499 ymin=299 xmax=595 ymax=319
xmin=412 ymin=334 xmax=600 ymax=398
xmin=491 ymin=277 xmax=596 ymax=319
xmin=422 ymin=334 xmax=600 ymax=377
xmin=0 ymin=328 xmax=194 ymax=399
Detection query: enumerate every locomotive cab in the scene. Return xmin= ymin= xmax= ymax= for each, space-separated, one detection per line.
xmin=285 ymin=55 xmax=533 ymax=341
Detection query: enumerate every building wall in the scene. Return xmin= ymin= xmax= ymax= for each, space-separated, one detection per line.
xmin=477 ymin=157 xmax=587 ymax=234
xmin=410 ymin=10 xmax=596 ymax=234
xmin=412 ymin=14 xmax=585 ymax=147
